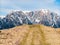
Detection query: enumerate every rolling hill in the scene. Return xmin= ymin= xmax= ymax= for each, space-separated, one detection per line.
xmin=0 ymin=24 xmax=60 ymax=45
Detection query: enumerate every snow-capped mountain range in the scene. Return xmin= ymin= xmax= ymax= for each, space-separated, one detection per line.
xmin=0 ymin=9 xmax=60 ymax=29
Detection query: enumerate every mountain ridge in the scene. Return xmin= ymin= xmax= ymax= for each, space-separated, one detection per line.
xmin=0 ymin=9 xmax=60 ymax=29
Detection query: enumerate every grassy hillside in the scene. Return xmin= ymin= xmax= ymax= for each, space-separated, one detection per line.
xmin=0 ymin=24 xmax=60 ymax=45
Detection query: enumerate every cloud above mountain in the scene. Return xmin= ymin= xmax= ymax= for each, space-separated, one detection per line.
xmin=0 ymin=0 xmax=60 ymax=16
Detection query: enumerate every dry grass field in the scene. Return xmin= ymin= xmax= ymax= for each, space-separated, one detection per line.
xmin=0 ymin=24 xmax=60 ymax=45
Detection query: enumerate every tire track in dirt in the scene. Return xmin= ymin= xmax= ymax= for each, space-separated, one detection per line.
xmin=31 ymin=28 xmax=41 ymax=45
xmin=19 ymin=25 xmax=49 ymax=45
xmin=30 ymin=25 xmax=48 ymax=45
xmin=38 ymin=25 xmax=49 ymax=45
xmin=19 ymin=27 xmax=31 ymax=45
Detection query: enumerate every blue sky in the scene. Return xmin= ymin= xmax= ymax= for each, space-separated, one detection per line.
xmin=0 ymin=0 xmax=60 ymax=16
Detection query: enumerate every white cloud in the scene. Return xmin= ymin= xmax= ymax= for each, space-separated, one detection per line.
xmin=48 ymin=8 xmax=60 ymax=15
xmin=43 ymin=0 xmax=55 ymax=3
xmin=54 ymin=9 xmax=60 ymax=15
xmin=0 ymin=0 xmax=60 ymax=16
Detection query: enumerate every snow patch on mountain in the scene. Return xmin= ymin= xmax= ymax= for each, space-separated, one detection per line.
xmin=0 ymin=15 xmax=5 ymax=18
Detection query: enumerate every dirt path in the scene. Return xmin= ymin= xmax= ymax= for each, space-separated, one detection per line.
xmin=18 ymin=25 xmax=49 ymax=45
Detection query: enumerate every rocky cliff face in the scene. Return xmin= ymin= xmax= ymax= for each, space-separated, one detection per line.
xmin=0 ymin=9 xmax=60 ymax=29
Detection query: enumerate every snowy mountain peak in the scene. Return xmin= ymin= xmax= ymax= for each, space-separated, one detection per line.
xmin=40 ymin=9 xmax=49 ymax=13
xmin=23 ymin=11 xmax=31 ymax=13
xmin=0 ymin=9 xmax=60 ymax=29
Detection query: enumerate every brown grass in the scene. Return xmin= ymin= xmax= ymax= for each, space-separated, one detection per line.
xmin=0 ymin=24 xmax=60 ymax=45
